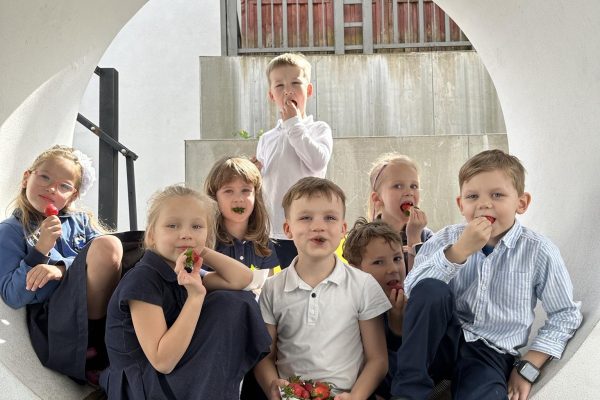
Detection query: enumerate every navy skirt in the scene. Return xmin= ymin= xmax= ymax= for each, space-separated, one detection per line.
xmin=26 ymin=244 xmax=91 ymax=382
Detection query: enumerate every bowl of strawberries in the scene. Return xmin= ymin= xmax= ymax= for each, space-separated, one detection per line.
xmin=280 ymin=376 xmax=335 ymax=400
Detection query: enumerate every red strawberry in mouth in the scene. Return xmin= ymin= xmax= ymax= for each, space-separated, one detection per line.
xmin=184 ymin=248 xmax=200 ymax=273
xmin=400 ymin=202 xmax=413 ymax=216
xmin=44 ymin=204 xmax=58 ymax=217
xmin=387 ymin=280 xmax=403 ymax=291
xmin=484 ymin=216 xmax=496 ymax=224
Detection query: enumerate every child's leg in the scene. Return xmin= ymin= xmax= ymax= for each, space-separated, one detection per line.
xmin=86 ymin=235 xmax=123 ymax=319
xmin=452 ymin=340 xmax=514 ymax=400
xmin=390 ymin=278 xmax=462 ymax=399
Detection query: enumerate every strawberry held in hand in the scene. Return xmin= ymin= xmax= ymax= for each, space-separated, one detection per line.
xmin=44 ymin=204 xmax=59 ymax=217
xmin=281 ymin=376 xmax=334 ymax=400
xmin=184 ymin=248 xmax=200 ymax=273
xmin=400 ymin=202 xmax=413 ymax=217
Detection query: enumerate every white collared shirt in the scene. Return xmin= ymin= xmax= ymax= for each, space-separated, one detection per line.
xmin=256 ymin=115 xmax=332 ymax=239
xmin=259 ymin=255 xmax=391 ymax=390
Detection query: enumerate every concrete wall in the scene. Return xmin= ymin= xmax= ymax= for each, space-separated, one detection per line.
xmin=199 ymin=52 xmax=506 ymax=140
xmin=185 ymin=134 xmax=508 ymax=232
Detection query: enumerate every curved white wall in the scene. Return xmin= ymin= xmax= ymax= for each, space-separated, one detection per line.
xmin=434 ymin=1 xmax=600 ymax=397
xmin=0 ymin=0 xmax=598 ymax=398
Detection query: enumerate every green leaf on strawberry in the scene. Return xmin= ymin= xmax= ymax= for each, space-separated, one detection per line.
xmin=184 ymin=248 xmax=199 ymax=273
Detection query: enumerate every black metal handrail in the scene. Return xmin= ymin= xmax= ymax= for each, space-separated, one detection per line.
xmin=77 ymin=67 xmax=139 ymax=230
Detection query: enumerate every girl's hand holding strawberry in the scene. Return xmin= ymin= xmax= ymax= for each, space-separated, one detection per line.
xmin=333 ymin=393 xmax=353 ymax=400
xmin=405 ymin=206 xmax=428 ymax=246
xmin=175 ymin=250 xmax=206 ymax=298
xmin=270 ymin=377 xmax=290 ymax=400
xmin=26 ymin=263 xmax=65 ymax=291
xmin=35 ymin=214 xmax=62 ymax=256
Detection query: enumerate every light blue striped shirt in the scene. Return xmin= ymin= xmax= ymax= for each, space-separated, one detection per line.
xmin=405 ymin=220 xmax=582 ymax=359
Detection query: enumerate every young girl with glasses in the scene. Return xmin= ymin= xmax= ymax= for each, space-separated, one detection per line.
xmin=0 ymin=145 xmax=123 ymax=385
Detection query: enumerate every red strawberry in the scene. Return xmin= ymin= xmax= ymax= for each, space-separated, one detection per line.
xmin=184 ymin=248 xmax=199 ymax=273
xmin=311 ymin=382 xmax=331 ymax=399
xmin=400 ymin=202 xmax=412 ymax=216
xmin=484 ymin=216 xmax=496 ymax=224
xmin=44 ymin=204 xmax=58 ymax=217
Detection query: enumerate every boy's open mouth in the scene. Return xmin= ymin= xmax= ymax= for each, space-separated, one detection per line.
xmin=311 ymin=236 xmax=326 ymax=244
xmin=484 ymin=216 xmax=496 ymax=224
xmin=400 ymin=202 xmax=413 ymax=216
xmin=232 ymin=207 xmax=245 ymax=214
xmin=387 ymin=280 xmax=403 ymax=291
xmin=288 ymin=99 xmax=297 ymax=107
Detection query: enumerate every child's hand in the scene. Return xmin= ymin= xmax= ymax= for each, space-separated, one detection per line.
xmin=507 ymin=368 xmax=532 ymax=399
xmin=406 ymin=206 xmax=428 ymax=245
xmin=388 ymin=288 xmax=406 ymax=336
xmin=26 ymin=263 xmax=64 ymax=291
xmin=455 ymin=217 xmax=492 ymax=257
xmin=35 ymin=215 xmax=62 ymax=255
xmin=269 ymin=378 xmax=289 ymax=400
xmin=175 ymin=251 xmax=206 ymax=298
xmin=280 ymin=94 xmax=301 ymax=121
xmin=334 ymin=393 xmax=353 ymax=400
xmin=250 ymin=155 xmax=263 ymax=172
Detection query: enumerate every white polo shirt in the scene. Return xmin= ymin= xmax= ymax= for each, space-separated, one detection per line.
xmin=259 ymin=255 xmax=391 ymax=390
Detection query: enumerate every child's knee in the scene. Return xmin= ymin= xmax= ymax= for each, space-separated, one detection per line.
xmin=410 ymin=278 xmax=452 ymax=306
xmin=89 ymin=235 xmax=123 ymax=267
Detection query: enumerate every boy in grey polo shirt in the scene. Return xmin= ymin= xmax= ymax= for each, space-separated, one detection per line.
xmin=255 ymin=177 xmax=391 ymax=399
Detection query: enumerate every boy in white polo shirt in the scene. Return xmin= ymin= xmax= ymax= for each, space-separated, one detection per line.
xmin=255 ymin=177 xmax=391 ymax=400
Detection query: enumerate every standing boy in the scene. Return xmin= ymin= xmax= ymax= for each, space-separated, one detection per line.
xmin=253 ymin=53 xmax=333 ymax=269
xmin=390 ymin=149 xmax=582 ymax=400
xmin=255 ymin=177 xmax=390 ymax=400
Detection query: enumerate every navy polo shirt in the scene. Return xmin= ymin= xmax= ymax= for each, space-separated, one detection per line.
xmin=216 ymin=238 xmax=279 ymax=270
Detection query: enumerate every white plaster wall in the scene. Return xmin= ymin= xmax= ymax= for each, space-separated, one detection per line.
xmin=73 ymin=0 xmax=221 ymax=230
xmin=433 ymin=0 xmax=600 ymax=396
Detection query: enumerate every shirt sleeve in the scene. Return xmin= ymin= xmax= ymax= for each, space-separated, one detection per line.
xmin=0 ymin=221 xmax=58 ymax=308
xmin=529 ymin=241 xmax=583 ymax=359
xmin=358 ymin=273 xmax=392 ymax=320
xmin=259 ymin=276 xmax=277 ymax=325
xmin=117 ymin=266 xmax=165 ymax=308
xmin=404 ymin=226 xmax=466 ymax=298
xmin=283 ymin=118 xmax=333 ymax=174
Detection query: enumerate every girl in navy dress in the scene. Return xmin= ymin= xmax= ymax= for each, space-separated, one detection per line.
xmin=0 ymin=145 xmax=123 ymax=384
xmin=205 ymin=156 xmax=280 ymax=400
xmin=101 ymin=184 xmax=271 ymax=400
xmin=205 ymin=155 xmax=280 ymax=290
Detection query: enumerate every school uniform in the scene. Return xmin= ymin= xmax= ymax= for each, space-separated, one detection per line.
xmin=101 ymin=250 xmax=272 ymax=400
xmin=257 ymin=115 xmax=333 ymax=268
xmin=259 ymin=255 xmax=391 ymax=390
xmin=0 ymin=210 xmax=99 ymax=381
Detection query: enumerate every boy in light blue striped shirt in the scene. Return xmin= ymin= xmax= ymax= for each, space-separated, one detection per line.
xmin=390 ymin=149 xmax=582 ymax=400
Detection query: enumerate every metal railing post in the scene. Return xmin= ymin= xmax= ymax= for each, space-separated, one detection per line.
xmin=97 ymin=67 xmax=119 ymax=230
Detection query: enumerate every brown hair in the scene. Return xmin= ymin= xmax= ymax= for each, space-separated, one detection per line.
xmin=459 ymin=149 xmax=526 ymax=195
xmin=144 ymin=184 xmax=216 ymax=250
xmin=343 ymin=217 xmax=404 ymax=267
xmin=9 ymin=145 xmax=107 ymax=236
xmin=204 ymin=156 xmax=272 ymax=257
xmin=366 ymin=152 xmax=420 ymax=220
xmin=266 ymin=52 xmax=312 ymax=84
xmin=282 ymin=177 xmax=346 ymax=218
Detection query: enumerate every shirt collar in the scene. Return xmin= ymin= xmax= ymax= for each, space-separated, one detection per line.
xmin=141 ymin=250 xmax=177 ymax=282
xmin=283 ymin=254 xmax=346 ymax=292
xmin=498 ymin=219 xmax=522 ymax=249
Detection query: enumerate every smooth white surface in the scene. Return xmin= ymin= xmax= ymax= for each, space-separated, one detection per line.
xmin=0 ymin=0 xmax=599 ymax=398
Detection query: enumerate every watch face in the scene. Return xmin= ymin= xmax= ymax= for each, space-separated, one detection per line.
xmin=520 ymin=362 xmax=540 ymax=382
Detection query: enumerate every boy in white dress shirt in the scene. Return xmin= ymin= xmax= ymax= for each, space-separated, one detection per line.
xmin=252 ymin=53 xmax=333 ymax=269
xmin=255 ymin=177 xmax=391 ymax=400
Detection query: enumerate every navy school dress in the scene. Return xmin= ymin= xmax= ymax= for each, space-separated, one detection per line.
xmin=100 ymin=250 xmax=272 ymax=400
xmin=26 ymin=243 xmax=92 ymax=382
xmin=215 ymin=238 xmax=279 ymax=271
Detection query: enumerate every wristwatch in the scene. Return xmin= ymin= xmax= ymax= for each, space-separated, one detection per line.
xmin=408 ymin=242 xmax=423 ymax=257
xmin=513 ymin=359 xmax=540 ymax=383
